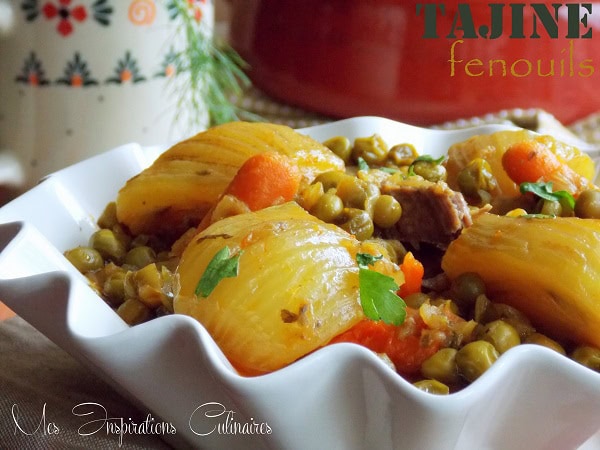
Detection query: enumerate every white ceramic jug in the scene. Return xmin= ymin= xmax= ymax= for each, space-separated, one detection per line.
xmin=0 ymin=0 xmax=213 ymax=190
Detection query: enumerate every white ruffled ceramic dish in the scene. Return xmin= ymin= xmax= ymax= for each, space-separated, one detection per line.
xmin=1 ymin=117 xmax=599 ymax=450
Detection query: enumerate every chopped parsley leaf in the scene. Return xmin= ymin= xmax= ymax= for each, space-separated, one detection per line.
xmin=357 ymin=157 xmax=370 ymax=172
xmin=356 ymin=253 xmax=406 ymax=326
xmin=195 ymin=246 xmax=242 ymax=298
xmin=520 ymin=181 xmax=575 ymax=210
xmin=357 ymin=253 xmax=383 ymax=268
xmin=408 ymin=154 xmax=445 ymax=177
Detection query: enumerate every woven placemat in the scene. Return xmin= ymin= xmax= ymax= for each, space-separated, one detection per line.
xmin=236 ymin=86 xmax=600 ymax=148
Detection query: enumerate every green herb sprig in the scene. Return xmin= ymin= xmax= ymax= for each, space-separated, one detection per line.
xmin=356 ymin=157 xmax=399 ymax=174
xmin=195 ymin=246 xmax=242 ymax=298
xmin=357 ymin=253 xmax=406 ymax=326
xmin=520 ymin=181 xmax=575 ymax=209
xmin=357 ymin=157 xmax=370 ymax=172
xmin=408 ymin=155 xmax=446 ymax=177
xmin=167 ymin=0 xmax=257 ymax=128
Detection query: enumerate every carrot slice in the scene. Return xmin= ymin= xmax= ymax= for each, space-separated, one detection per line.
xmin=225 ymin=152 xmax=302 ymax=211
xmin=330 ymin=309 xmax=445 ymax=376
xmin=501 ymin=140 xmax=590 ymax=195
xmin=197 ymin=152 xmax=303 ymax=231
xmin=399 ymin=252 xmax=424 ymax=298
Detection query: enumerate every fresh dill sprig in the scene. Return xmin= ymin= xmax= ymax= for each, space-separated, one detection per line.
xmin=167 ymin=0 xmax=257 ymax=128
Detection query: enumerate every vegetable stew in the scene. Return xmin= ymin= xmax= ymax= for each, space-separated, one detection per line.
xmin=64 ymin=121 xmax=600 ymax=391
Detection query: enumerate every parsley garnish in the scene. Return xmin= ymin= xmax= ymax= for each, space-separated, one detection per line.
xmin=357 ymin=157 xmax=370 ymax=172
xmin=408 ymin=155 xmax=446 ymax=176
xmin=357 ymin=253 xmax=383 ymax=267
xmin=357 ymin=253 xmax=406 ymax=326
xmin=520 ymin=181 xmax=575 ymax=209
xmin=357 ymin=157 xmax=400 ymax=174
xmin=195 ymin=246 xmax=242 ymax=297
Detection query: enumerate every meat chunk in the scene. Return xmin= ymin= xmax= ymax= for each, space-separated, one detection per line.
xmin=381 ymin=178 xmax=472 ymax=248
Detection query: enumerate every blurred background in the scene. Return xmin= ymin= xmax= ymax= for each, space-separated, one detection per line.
xmin=2 ymin=0 xmax=600 ymax=205
xmin=221 ymin=0 xmax=600 ymax=127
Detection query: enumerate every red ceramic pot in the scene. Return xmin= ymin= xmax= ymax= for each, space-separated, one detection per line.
xmin=228 ymin=0 xmax=599 ymax=125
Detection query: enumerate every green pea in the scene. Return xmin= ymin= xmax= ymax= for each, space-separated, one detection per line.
xmin=537 ymin=198 xmax=562 ymax=217
xmin=452 ymin=272 xmax=486 ymax=309
xmin=571 ymin=346 xmax=600 ymax=371
xmin=64 ymin=247 xmax=104 ymax=273
xmin=456 ymin=340 xmax=499 ymax=382
xmin=364 ymin=238 xmax=406 ymax=264
xmin=124 ymin=246 xmax=157 ymax=269
xmin=457 ymin=158 xmax=497 ymax=199
xmin=411 ymin=160 xmax=447 ymax=182
xmin=338 ymin=208 xmax=374 ymax=241
xmin=457 ymin=170 xmax=476 ymax=197
xmin=404 ymin=292 xmax=430 ymax=309
xmin=421 ymin=348 xmax=461 ymax=385
xmin=352 ymin=134 xmax=389 ymax=165
xmin=134 ymin=263 xmax=165 ymax=309
xmin=312 ymin=192 xmax=344 ymax=223
xmin=372 ymin=195 xmax=402 ymax=228
xmin=336 ymin=177 xmax=368 ymax=209
xmin=313 ymin=171 xmax=347 ymax=192
xmin=558 ymin=196 xmax=575 ymax=217
xmin=478 ymin=320 xmax=521 ymax=354
xmin=112 ymin=223 xmax=133 ymax=249
xmin=473 ymin=294 xmax=491 ymax=323
xmin=387 ymin=143 xmax=418 ymax=166
xmin=575 ymin=190 xmax=600 ymax=219
xmin=323 ymin=136 xmax=352 ymax=163
xmin=413 ymin=379 xmax=450 ymax=395
xmin=89 ymin=228 xmax=127 ymax=263
xmin=491 ymin=303 xmax=535 ymax=339
xmin=524 ymin=332 xmax=566 ymax=355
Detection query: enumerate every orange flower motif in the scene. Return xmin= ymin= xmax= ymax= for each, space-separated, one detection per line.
xmin=16 ymin=52 xmax=51 ymax=86
xmin=106 ymin=52 xmax=146 ymax=84
xmin=120 ymin=70 xmax=133 ymax=83
xmin=71 ymin=74 xmax=83 ymax=87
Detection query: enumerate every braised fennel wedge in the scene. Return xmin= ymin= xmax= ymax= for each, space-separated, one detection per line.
xmin=174 ymin=202 xmax=404 ymax=375
xmin=442 ymin=213 xmax=600 ymax=348
xmin=116 ymin=122 xmax=344 ymax=239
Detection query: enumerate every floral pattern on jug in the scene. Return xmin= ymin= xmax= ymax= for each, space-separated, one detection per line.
xmin=127 ymin=0 xmax=156 ymax=25
xmin=55 ymin=52 xmax=98 ymax=86
xmin=0 ymin=0 xmax=215 ymax=189
xmin=15 ymin=52 xmax=51 ymax=85
xmin=154 ymin=48 xmax=179 ymax=78
xmin=106 ymin=51 xmax=146 ymax=84
xmin=20 ymin=0 xmax=113 ymax=35
xmin=12 ymin=0 xmax=212 ymax=88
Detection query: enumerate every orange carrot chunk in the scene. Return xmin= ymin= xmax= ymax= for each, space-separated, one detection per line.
xmin=501 ymin=140 xmax=562 ymax=185
xmin=399 ymin=251 xmax=424 ymax=298
xmin=226 ymin=152 xmax=302 ymax=211
xmin=501 ymin=140 xmax=589 ymax=195
xmin=329 ymin=309 xmax=445 ymax=376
